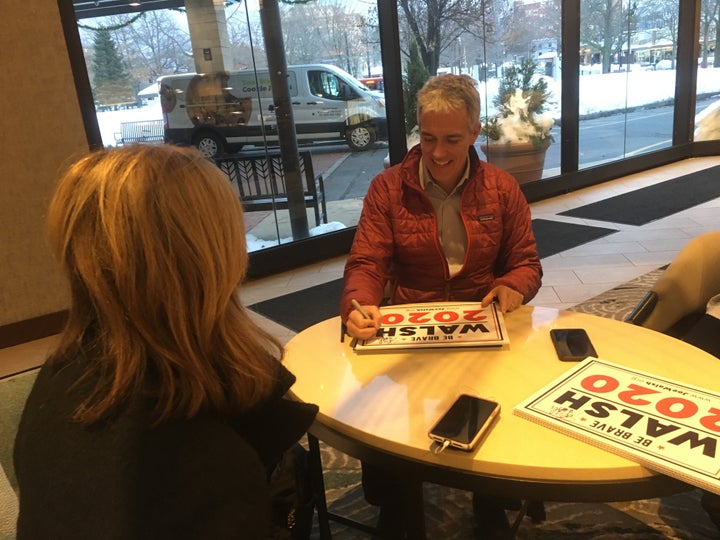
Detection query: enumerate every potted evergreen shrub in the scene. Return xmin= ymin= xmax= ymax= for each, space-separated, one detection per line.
xmin=480 ymin=58 xmax=555 ymax=183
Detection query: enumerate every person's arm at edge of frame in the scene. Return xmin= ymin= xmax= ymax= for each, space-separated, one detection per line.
xmin=341 ymin=174 xmax=393 ymax=339
xmin=482 ymin=167 xmax=543 ymax=308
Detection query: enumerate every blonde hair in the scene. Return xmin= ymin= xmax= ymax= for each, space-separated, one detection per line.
xmin=47 ymin=144 xmax=281 ymax=424
xmin=417 ymin=73 xmax=480 ymax=132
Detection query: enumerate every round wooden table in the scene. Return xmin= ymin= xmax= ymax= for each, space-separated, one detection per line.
xmin=283 ymin=305 xmax=720 ymax=536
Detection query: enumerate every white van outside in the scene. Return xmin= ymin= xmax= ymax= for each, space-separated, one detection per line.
xmin=158 ymin=64 xmax=387 ymax=157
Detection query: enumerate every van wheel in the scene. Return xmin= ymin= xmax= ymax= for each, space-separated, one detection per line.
xmin=193 ymin=132 xmax=225 ymax=158
xmin=346 ymin=125 xmax=376 ymax=151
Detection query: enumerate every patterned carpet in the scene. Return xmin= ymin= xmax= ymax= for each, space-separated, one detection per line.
xmin=311 ymin=268 xmax=720 ymax=539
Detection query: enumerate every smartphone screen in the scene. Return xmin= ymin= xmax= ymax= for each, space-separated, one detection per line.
xmin=550 ymin=328 xmax=597 ymax=361
xmin=428 ymin=394 xmax=500 ymax=451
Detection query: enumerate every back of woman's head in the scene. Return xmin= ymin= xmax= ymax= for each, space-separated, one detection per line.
xmin=50 ymin=144 xmax=246 ymax=330
xmin=48 ymin=144 xmax=280 ymax=423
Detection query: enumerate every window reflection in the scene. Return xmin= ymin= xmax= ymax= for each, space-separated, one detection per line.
xmin=78 ymin=1 xmax=389 ymax=253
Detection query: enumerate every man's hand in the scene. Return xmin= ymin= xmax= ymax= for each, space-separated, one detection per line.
xmin=346 ymin=304 xmax=382 ymax=340
xmin=481 ymin=285 xmax=523 ymax=313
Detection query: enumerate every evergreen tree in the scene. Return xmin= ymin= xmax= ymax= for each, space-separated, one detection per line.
xmin=403 ymin=40 xmax=430 ymax=135
xmin=92 ymin=28 xmax=134 ymax=107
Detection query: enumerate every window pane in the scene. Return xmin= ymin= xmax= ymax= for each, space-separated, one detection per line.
xmin=77 ymin=1 xmax=388 ymax=254
xmin=695 ymin=0 xmax=720 ymax=142
xmin=579 ymin=0 xmax=678 ymax=168
xmin=474 ymin=0 xmax=561 ymax=183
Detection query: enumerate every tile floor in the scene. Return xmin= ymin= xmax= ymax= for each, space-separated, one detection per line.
xmin=3 ymin=155 xmax=720 ymax=377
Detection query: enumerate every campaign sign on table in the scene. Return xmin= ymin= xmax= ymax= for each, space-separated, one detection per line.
xmin=354 ymin=302 xmax=508 ymax=352
xmin=514 ymin=357 xmax=720 ymax=495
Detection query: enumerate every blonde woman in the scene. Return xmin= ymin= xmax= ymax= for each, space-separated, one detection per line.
xmin=14 ymin=145 xmax=317 ymax=539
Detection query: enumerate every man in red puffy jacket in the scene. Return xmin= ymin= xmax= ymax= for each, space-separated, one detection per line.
xmin=342 ymin=73 xmax=541 ymax=339
xmin=341 ymin=74 xmax=543 ymax=538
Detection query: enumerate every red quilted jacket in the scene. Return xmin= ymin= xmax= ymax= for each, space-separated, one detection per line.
xmin=341 ymin=145 xmax=542 ymax=322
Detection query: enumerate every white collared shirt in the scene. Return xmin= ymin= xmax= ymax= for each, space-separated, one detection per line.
xmin=419 ymin=158 xmax=470 ymax=277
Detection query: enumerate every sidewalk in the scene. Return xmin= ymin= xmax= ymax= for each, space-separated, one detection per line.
xmin=245 ymin=200 xmax=363 ymax=243
xmin=244 ymin=147 xmax=379 ymax=243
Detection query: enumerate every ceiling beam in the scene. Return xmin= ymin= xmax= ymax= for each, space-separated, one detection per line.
xmin=72 ymin=0 xmax=187 ymax=19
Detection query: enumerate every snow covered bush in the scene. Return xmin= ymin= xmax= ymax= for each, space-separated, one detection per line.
xmin=481 ymin=58 xmax=555 ymax=147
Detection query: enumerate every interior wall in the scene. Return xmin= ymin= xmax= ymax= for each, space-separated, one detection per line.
xmin=0 ymin=1 xmax=89 ymax=344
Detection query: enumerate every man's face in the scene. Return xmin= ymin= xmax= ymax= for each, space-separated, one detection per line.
xmin=419 ymin=108 xmax=480 ymax=190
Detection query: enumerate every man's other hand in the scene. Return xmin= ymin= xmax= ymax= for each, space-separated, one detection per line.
xmin=482 ymin=285 xmax=523 ymax=313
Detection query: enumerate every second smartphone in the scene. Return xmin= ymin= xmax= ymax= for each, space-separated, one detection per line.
xmin=550 ymin=328 xmax=598 ymax=361
xmin=428 ymin=394 xmax=501 ymax=451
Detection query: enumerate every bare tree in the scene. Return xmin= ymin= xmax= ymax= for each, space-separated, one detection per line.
xmin=358 ymin=9 xmax=382 ymax=78
xmin=398 ymin=0 xmax=491 ymax=75
xmin=497 ymin=0 xmax=561 ymax=64
xmin=280 ymin=2 xmax=333 ymax=65
xmin=113 ymin=12 xmax=193 ymax=84
xmin=581 ymin=0 xmax=634 ymax=73
xmin=225 ymin=3 xmax=266 ymax=70
xmin=699 ymin=0 xmax=720 ymax=68
xmin=640 ymin=0 xmax=679 ymax=68
xmin=280 ymin=0 xmax=367 ymax=76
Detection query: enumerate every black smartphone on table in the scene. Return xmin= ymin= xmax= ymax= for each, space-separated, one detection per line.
xmin=550 ymin=328 xmax=598 ymax=361
xmin=428 ymin=394 xmax=500 ymax=451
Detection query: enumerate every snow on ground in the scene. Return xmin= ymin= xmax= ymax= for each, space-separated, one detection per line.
xmin=245 ymin=222 xmax=346 ymax=251
xmin=479 ymin=67 xmax=720 ymax=119
xmin=96 ymin=99 xmax=163 ymax=147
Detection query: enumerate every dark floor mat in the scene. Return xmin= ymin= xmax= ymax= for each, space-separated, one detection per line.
xmin=532 ymin=218 xmax=617 ymax=258
xmin=558 ymin=164 xmax=720 ymax=225
xmin=248 ymin=279 xmax=344 ymax=332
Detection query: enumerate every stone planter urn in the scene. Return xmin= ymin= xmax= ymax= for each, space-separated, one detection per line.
xmin=480 ymin=139 xmax=551 ymax=184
